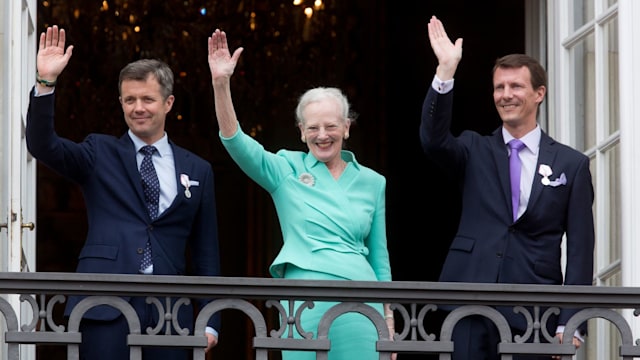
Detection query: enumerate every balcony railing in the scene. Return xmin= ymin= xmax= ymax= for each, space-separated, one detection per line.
xmin=1 ymin=272 xmax=639 ymax=359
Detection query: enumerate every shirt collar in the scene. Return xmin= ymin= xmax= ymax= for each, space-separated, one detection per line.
xmin=128 ymin=130 xmax=170 ymax=156
xmin=502 ymin=125 xmax=541 ymax=155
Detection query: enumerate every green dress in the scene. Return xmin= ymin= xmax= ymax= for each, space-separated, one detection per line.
xmin=220 ymin=125 xmax=392 ymax=359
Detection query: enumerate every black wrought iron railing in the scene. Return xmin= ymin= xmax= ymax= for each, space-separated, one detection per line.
xmin=1 ymin=272 xmax=639 ymax=359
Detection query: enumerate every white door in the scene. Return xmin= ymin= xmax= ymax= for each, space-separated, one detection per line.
xmin=1 ymin=0 xmax=38 ymax=359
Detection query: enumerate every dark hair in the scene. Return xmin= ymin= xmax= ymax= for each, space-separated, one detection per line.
xmin=118 ymin=59 xmax=174 ymax=100
xmin=492 ymin=54 xmax=547 ymax=90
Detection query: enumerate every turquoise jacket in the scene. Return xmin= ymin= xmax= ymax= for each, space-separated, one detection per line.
xmin=221 ymin=125 xmax=391 ymax=282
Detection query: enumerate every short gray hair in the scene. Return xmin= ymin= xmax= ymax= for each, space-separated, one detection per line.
xmin=294 ymin=87 xmax=353 ymax=125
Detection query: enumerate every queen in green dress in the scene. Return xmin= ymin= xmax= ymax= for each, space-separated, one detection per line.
xmin=208 ymin=28 xmax=396 ymax=360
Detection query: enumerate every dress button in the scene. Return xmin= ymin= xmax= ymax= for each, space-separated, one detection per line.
xmin=137 ymin=248 xmax=144 ymax=254
xmin=496 ymin=252 xmax=503 ymax=258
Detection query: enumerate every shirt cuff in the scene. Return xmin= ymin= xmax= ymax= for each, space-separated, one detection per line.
xmin=206 ymin=326 xmax=218 ymax=338
xmin=555 ymin=325 xmax=584 ymax=343
xmin=431 ymin=75 xmax=454 ymax=94
xmin=33 ymin=86 xmax=55 ymax=97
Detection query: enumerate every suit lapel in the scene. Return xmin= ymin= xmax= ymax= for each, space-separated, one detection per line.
xmin=527 ymin=131 xmax=558 ymax=211
xmin=491 ymin=129 xmax=513 ymax=215
xmin=163 ymin=141 xmax=190 ymax=216
xmin=118 ymin=134 xmax=148 ymax=210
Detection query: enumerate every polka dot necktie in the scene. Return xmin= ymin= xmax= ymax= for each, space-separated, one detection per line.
xmin=139 ymin=145 xmax=159 ymax=271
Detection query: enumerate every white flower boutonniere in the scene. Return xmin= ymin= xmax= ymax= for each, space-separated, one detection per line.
xmin=538 ymin=164 xmax=567 ymax=187
xmin=538 ymin=164 xmax=553 ymax=185
xmin=299 ymin=173 xmax=315 ymax=187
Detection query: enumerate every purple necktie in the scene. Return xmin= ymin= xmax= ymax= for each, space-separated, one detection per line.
xmin=508 ymin=139 xmax=526 ymax=221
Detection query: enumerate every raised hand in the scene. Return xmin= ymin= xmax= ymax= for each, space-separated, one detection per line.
xmin=37 ymin=25 xmax=73 ymax=82
xmin=427 ymin=16 xmax=462 ymax=81
xmin=208 ymin=29 xmax=243 ymax=137
xmin=207 ymin=29 xmax=244 ymax=84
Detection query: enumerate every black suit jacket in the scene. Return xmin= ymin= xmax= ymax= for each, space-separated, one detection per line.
xmin=419 ymin=87 xmax=595 ymax=332
xmin=26 ymin=89 xmax=221 ymax=331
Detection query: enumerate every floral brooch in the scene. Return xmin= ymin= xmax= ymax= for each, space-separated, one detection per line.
xmin=298 ymin=173 xmax=315 ymax=187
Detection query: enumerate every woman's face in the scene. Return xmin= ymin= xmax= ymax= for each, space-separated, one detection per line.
xmin=298 ymin=98 xmax=350 ymax=165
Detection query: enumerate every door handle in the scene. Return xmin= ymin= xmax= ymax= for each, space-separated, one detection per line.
xmin=21 ymin=222 xmax=35 ymax=231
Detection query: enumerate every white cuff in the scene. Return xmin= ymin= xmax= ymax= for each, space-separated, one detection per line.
xmin=432 ymin=75 xmax=454 ymax=94
xmin=206 ymin=326 xmax=218 ymax=338
xmin=555 ymin=325 xmax=584 ymax=343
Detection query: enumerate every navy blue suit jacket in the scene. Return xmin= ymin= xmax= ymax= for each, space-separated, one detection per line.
xmin=419 ymin=87 xmax=595 ymax=332
xmin=26 ymin=89 xmax=221 ymax=331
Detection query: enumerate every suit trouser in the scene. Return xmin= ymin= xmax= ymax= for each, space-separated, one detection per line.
xmin=452 ymin=315 xmax=552 ymax=360
xmin=78 ymin=296 xmax=191 ymax=360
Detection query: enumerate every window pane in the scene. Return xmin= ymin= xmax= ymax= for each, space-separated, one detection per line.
xmin=608 ymin=145 xmax=620 ymax=265
xmin=605 ymin=18 xmax=619 ymax=135
xmin=572 ymin=0 xmax=594 ymax=31
xmin=571 ymin=33 xmax=596 ymax=151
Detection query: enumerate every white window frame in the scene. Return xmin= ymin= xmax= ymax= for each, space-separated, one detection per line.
xmin=1 ymin=0 xmax=38 ymax=359
xmin=544 ymin=0 xmax=640 ymax=358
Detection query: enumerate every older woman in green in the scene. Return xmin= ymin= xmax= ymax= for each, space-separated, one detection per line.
xmin=208 ymin=29 xmax=395 ymax=359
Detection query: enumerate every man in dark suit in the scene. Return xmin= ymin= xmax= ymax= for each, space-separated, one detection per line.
xmin=26 ymin=25 xmax=221 ymax=360
xmin=420 ymin=16 xmax=595 ymax=360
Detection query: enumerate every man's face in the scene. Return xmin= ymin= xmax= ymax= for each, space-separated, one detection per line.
xmin=120 ymin=75 xmax=174 ymax=144
xmin=493 ymin=66 xmax=545 ymax=129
